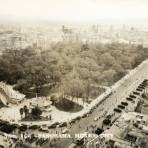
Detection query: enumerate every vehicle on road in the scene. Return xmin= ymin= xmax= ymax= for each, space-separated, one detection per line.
xmin=19 ymin=124 xmax=28 ymax=132
xmin=121 ymin=102 xmax=128 ymax=106
xmin=103 ymin=118 xmax=111 ymax=125
xmin=126 ymin=97 xmax=133 ymax=101
xmin=75 ymin=116 xmax=81 ymax=121
xmin=129 ymin=94 xmax=136 ymax=98
xmin=29 ymin=125 xmax=39 ymax=130
xmin=95 ymin=127 xmax=104 ymax=135
xmin=136 ymin=88 xmax=143 ymax=92
xmin=39 ymin=127 xmax=49 ymax=133
xmin=114 ymin=108 xmax=122 ymax=113
xmin=138 ymin=86 xmax=145 ymax=89
xmin=75 ymin=133 xmax=87 ymax=146
xmin=48 ymin=122 xmax=59 ymax=129
xmin=133 ymin=91 xmax=140 ymax=95
xmin=118 ymin=105 xmax=125 ymax=109
xmin=70 ymin=119 xmax=76 ymax=124
xmin=82 ymin=114 xmax=87 ymax=118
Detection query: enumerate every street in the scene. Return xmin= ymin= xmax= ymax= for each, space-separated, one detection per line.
xmin=43 ymin=60 xmax=148 ymax=148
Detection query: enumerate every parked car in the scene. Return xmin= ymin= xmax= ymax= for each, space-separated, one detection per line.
xmin=48 ymin=122 xmax=59 ymax=129
xmin=129 ymin=95 xmax=136 ymax=98
xmin=126 ymin=97 xmax=133 ymax=101
xmin=136 ymin=88 xmax=143 ymax=92
xmin=0 ymin=123 xmax=17 ymax=134
xmin=82 ymin=114 xmax=87 ymax=118
xmin=95 ymin=128 xmax=104 ymax=135
xmin=133 ymin=91 xmax=140 ymax=95
xmin=29 ymin=125 xmax=39 ymax=130
xmin=70 ymin=119 xmax=76 ymax=124
xmin=114 ymin=108 xmax=122 ymax=113
xmin=139 ymin=83 xmax=146 ymax=87
xmin=103 ymin=118 xmax=111 ymax=125
xmin=19 ymin=124 xmax=28 ymax=132
xmin=105 ymin=114 xmax=112 ymax=119
xmin=75 ymin=116 xmax=81 ymax=121
xmin=39 ymin=127 xmax=49 ymax=133
xmin=121 ymin=102 xmax=128 ymax=106
xmin=143 ymin=79 xmax=148 ymax=82
xmin=59 ymin=122 xmax=67 ymax=127
xmin=118 ymin=105 xmax=125 ymax=109
xmin=75 ymin=133 xmax=88 ymax=146
xmin=138 ymin=86 xmax=145 ymax=89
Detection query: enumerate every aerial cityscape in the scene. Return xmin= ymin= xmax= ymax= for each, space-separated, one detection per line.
xmin=0 ymin=0 xmax=148 ymax=148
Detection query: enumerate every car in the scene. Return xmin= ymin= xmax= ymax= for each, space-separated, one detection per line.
xmin=103 ymin=118 xmax=111 ymax=125
xmin=126 ymin=97 xmax=133 ymax=101
xmin=105 ymin=114 xmax=112 ymax=119
xmin=75 ymin=138 xmax=85 ymax=146
xmin=48 ymin=122 xmax=59 ymax=129
xmin=140 ymin=82 xmax=146 ymax=85
xmin=133 ymin=91 xmax=140 ymax=95
xmin=75 ymin=133 xmax=88 ymax=146
xmin=70 ymin=119 xmax=76 ymax=124
xmin=136 ymin=88 xmax=143 ymax=92
xmin=114 ymin=108 xmax=122 ymax=113
xmin=29 ymin=125 xmax=39 ymax=130
xmin=59 ymin=122 xmax=67 ymax=127
xmin=39 ymin=127 xmax=49 ymax=133
xmin=75 ymin=116 xmax=81 ymax=121
xmin=118 ymin=105 xmax=125 ymax=109
xmin=19 ymin=124 xmax=28 ymax=132
xmin=121 ymin=102 xmax=128 ymax=106
xmin=140 ymin=82 xmax=147 ymax=86
xmin=139 ymin=83 xmax=145 ymax=86
xmin=143 ymin=79 xmax=148 ymax=82
xmin=0 ymin=123 xmax=17 ymax=134
xmin=138 ymin=86 xmax=145 ymax=89
xmin=82 ymin=114 xmax=87 ymax=118
xmin=139 ymin=86 xmax=146 ymax=89
xmin=95 ymin=128 xmax=104 ymax=135
xmin=129 ymin=95 xmax=136 ymax=98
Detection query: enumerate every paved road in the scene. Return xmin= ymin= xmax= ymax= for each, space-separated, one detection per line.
xmin=43 ymin=60 xmax=148 ymax=148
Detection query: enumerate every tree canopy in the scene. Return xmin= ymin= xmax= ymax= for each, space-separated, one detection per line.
xmin=0 ymin=42 xmax=147 ymax=99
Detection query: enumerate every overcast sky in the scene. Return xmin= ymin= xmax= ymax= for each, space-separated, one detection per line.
xmin=0 ymin=0 xmax=148 ymax=22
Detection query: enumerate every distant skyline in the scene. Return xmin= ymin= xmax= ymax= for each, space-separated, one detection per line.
xmin=0 ymin=0 xmax=148 ymax=24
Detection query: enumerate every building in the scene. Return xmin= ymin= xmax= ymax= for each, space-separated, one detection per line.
xmin=86 ymin=112 xmax=148 ymax=148
xmin=0 ymin=82 xmax=25 ymax=106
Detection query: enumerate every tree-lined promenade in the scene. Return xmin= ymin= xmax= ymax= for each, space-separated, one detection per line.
xmin=0 ymin=42 xmax=147 ymax=99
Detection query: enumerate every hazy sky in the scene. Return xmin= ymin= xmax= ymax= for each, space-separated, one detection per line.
xmin=0 ymin=0 xmax=148 ymax=22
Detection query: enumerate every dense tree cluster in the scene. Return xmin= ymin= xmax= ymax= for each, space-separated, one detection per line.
xmin=0 ymin=42 xmax=147 ymax=99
